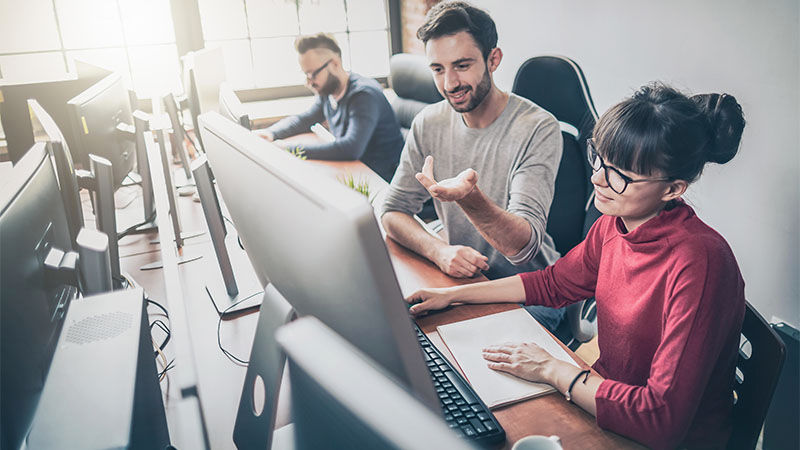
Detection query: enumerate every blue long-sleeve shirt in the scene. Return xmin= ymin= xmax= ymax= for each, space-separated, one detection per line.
xmin=266 ymin=73 xmax=404 ymax=181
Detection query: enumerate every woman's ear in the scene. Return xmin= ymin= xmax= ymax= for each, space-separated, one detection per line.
xmin=661 ymin=179 xmax=688 ymax=202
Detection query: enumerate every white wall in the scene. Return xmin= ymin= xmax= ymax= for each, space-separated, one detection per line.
xmin=473 ymin=0 xmax=800 ymax=327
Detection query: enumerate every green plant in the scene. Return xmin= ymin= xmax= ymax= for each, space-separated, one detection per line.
xmin=338 ymin=172 xmax=370 ymax=198
xmin=285 ymin=145 xmax=307 ymax=160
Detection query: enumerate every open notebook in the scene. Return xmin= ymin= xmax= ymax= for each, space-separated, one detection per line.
xmin=437 ymin=308 xmax=581 ymax=409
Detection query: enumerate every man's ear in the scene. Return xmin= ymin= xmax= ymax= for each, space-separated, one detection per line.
xmin=487 ymin=47 xmax=503 ymax=73
xmin=661 ymin=179 xmax=688 ymax=202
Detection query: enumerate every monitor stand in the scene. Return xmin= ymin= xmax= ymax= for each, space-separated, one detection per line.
xmin=192 ymin=155 xmax=261 ymax=315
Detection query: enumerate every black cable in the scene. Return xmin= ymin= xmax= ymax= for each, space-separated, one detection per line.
xmin=117 ymin=210 xmax=157 ymax=240
xmin=217 ymin=297 xmax=254 ymax=366
xmin=146 ymin=298 xmax=171 ymax=356
xmin=123 ymin=173 xmax=143 ymax=186
xmin=158 ymin=358 xmax=176 ymax=379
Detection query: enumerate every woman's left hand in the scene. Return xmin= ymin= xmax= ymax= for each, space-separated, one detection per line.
xmin=482 ymin=342 xmax=558 ymax=384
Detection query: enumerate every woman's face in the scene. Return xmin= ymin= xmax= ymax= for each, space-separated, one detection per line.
xmin=590 ymin=148 xmax=685 ymax=231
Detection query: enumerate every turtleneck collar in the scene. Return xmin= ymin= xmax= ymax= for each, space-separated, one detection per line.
xmin=613 ymin=200 xmax=695 ymax=244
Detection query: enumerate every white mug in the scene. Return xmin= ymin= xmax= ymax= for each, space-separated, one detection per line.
xmin=511 ymin=435 xmax=563 ymax=450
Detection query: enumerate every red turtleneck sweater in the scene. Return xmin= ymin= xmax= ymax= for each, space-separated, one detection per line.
xmin=519 ymin=202 xmax=745 ymax=449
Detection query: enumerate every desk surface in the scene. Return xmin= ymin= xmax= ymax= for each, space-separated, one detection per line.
xmin=117 ymin=144 xmax=640 ymax=449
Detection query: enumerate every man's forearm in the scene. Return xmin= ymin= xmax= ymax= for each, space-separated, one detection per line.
xmin=381 ymin=211 xmax=447 ymax=263
xmin=456 ymin=187 xmax=532 ymax=257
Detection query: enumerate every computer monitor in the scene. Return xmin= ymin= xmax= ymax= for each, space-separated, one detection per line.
xmin=0 ymin=60 xmax=111 ymax=164
xmin=66 ymin=72 xmax=136 ymax=189
xmin=28 ymin=99 xmax=85 ymax=248
xmin=0 ymin=142 xmax=76 ymax=449
xmin=277 ymin=317 xmax=472 ymax=450
xmin=198 ymin=111 xmax=439 ymax=409
xmin=218 ymin=82 xmax=252 ymax=130
xmin=181 ymin=52 xmax=204 ymax=153
xmin=163 ymin=92 xmax=194 ymax=181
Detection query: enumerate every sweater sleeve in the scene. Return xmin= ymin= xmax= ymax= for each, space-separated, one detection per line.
xmin=297 ymin=91 xmax=380 ymax=161
xmin=518 ymin=215 xmax=605 ymax=308
xmin=505 ymin=115 xmax=562 ymax=265
xmin=594 ymin=242 xmax=743 ymax=450
xmin=379 ymin=112 xmax=431 ymax=217
xmin=266 ymin=96 xmax=325 ymax=139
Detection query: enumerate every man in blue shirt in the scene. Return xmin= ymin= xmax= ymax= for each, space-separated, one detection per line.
xmin=261 ymin=33 xmax=404 ymax=182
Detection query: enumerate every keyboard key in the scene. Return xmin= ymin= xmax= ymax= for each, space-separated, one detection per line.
xmin=443 ymin=371 xmax=479 ymax=405
xmin=456 ymin=417 xmax=467 ymax=425
xmin=483 ymin=420 xmax=497 ymax=432
xmin=459 ymin=404 xmax=471 ymax=412
xmin=462 ymin=425 xmax=477 ymax=438
xmin=477 ymin=412 xmax=490 ymax=421
xmin=447 ymin=404 xmax=458 ymax=411
xmin=452 ymin=410 xmax=463 ymax=418
xmin=455 ymin=399 xmax=466 ymax=406
xmin=442 ymin=398 xmax=453 ymax=406
xmin=465 ymin=411 xmax=476 ymax=419
xmin=471 ymin=405 xmax=483 ymax=413
xmin=469 ymin=418 xmax=487 ymax=435
xmin=433 ymin=358 xmax=445 ymax=366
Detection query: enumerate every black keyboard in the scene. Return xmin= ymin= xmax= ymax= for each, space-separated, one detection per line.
xmin=415 ymin=325 xmax=506 ymax=445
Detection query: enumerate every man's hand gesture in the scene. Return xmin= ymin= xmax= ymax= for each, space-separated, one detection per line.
xmin=415 ymin=156 xmax=478 ymax=202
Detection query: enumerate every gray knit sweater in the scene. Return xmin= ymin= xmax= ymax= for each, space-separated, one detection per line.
xmin=381 ymin=94 xmax=562 ymax=279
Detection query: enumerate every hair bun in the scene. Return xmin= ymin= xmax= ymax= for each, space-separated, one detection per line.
xmin=691 ymin=93 xmax=746 ymax=164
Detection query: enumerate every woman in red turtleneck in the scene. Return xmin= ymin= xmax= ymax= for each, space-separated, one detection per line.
xmin=405 ymin=83 xmax=747 ymax=449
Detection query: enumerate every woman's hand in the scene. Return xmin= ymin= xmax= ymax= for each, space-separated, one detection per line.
xmin=481 ymin=342 xmax=560 ymax=384
xmin=405 ymin=287 xmax=457 ymax=316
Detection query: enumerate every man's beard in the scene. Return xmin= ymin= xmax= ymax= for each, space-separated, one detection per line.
xmin=447 ymin=67 xmax=491 ymax=113
xmin=317 ymin=71 xmax=341 ymax=97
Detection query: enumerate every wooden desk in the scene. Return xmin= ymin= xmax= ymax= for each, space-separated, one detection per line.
xmin=119 ymin=148 xmax=640 ymax=449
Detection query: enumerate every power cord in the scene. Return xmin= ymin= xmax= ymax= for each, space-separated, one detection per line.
xmin=217 ymin=296 xmax=255 ymax=366
xmin=117 ymin=210 xmax=157 ymax=240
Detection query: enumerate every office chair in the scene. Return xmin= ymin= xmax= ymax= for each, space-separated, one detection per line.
xmin=512 ymin=55 xmax=600 ymax=348
xmin=276 ymin=316 xmax=475 ymax=450
xmin=232 ymin=284 xmax=296 ymax=450
xmin=727 ymin=301 xmax=786 ymax=450
xmin=388 ymin=53 xmax=443 ymax=222
xmin=388 ymin=53 xmax=443 ymax=140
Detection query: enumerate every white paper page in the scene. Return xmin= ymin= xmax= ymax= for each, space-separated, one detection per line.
xmin=437 ymin=308 xmax=580 ymax=408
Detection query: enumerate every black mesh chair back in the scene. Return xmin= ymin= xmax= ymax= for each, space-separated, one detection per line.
xmin=388 ymin=53 xmax=443 ymax=139
xmin=512 ymin=55 xmax=598 ymax=256
xmin=728 ymin=302 xmax=786 ymax=450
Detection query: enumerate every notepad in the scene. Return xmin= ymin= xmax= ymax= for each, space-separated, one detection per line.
xmin=436 ymin=308 xmax=580 ymax=409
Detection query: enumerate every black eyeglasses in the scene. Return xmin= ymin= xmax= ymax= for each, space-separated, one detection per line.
xmin=305 ymin=59 xmax=332 ymax=81
xmin=586 ymin=139 xmax=672 ymax=194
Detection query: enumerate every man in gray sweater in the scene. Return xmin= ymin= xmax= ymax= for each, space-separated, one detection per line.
xmin=380 ymin=2 xmax=565 ymax=333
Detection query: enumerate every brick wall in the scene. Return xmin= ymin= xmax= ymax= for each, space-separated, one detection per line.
xmin=400 ymin=0 xmax=441 ymax=54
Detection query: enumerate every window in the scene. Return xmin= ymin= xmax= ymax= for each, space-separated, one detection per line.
xmin=0 ymin=0 xmax=181 ymax=98
xmin=198 ymin=0 xmax=393 ymax=89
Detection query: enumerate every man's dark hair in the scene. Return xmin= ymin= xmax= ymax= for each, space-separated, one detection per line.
xmin=294 ymin=32 xmax=341 ymax=56
xmin=416 ymin=1 xmax=498 ymax=60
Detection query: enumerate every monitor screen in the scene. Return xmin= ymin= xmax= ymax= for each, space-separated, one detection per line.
xmin=0 ymin=61 xmax=110 ymax=165
xmin=28 ymin=99 xmax=84 ymax=246
xmin=66 ymin=73 xmax=135 ymax=188
xmin=198 ymin=111 xmax=438 ymax=410
xmin=0 ymin=143 xmax=75 ymax=449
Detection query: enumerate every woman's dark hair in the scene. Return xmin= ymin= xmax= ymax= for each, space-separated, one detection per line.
xmin=416 ymin=1 xmax=497 ymax=60
xmin=295 ymin=33 xmax=341 ymax=56
xmin=593 ymin=82 xmax=745 ymax=182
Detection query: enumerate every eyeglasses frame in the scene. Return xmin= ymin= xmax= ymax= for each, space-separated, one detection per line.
xmin=586 ymin=138 xmax=673 ymax=195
